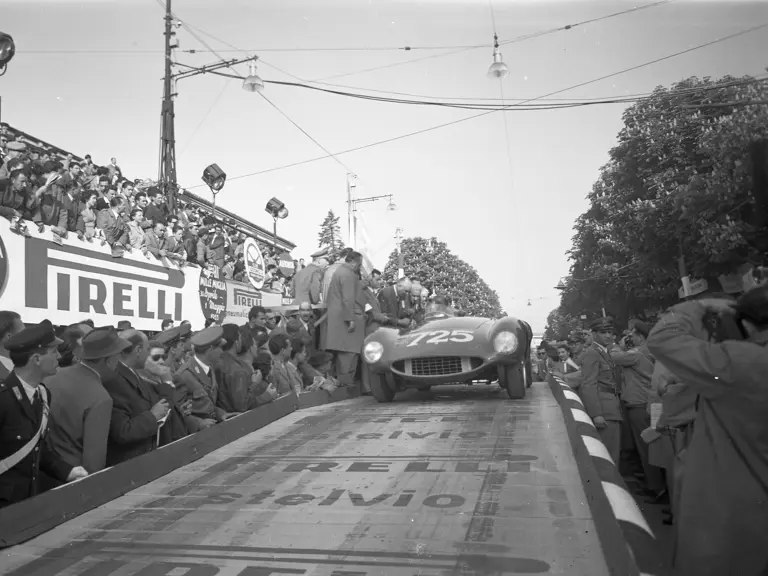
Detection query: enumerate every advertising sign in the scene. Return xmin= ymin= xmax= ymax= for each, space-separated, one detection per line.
xmin=243 ymin=237 xmax=266 ymax=290
xmin=0 ymin=219 xmax=284 ymax=332
xmin=277 ymin=251 xmax=294 ymax=277
xmin=224 ymin=280 xmax=284 ymax=325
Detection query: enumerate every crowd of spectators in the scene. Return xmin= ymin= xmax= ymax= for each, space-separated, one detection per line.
xmin=0 ymin=125 xmax=302 ymax=297
xmin=533 ymin=285 xmax=768 ymax=576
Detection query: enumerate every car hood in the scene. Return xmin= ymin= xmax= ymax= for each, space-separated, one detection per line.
xmin=386 ymin=316 xmax=497 ymax=360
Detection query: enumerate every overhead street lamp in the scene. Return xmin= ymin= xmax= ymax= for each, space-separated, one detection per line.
xmin=201 ymin=163 xmax=226 ymax=220
xmin=487 ymin=34 xmax=510 ymax=79
xmin=158 ymin=0 xmax=263 ymax=213
xmin=265 ymin=197 xmax=289 ymax=251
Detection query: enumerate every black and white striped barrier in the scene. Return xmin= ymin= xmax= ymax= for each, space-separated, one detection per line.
xmin=547 ymin=374 xmax=666 ymax=576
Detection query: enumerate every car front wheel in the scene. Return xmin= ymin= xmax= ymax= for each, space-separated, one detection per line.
xmin=524 ymin=358 xmax=533 ymax=388
xmin=367 ymin=365 xmax=396 ymax=403
xmin=499 ymin=363 xmax=526 ymax=400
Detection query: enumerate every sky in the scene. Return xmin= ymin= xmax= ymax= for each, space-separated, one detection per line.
xmin=2 ymin=0 xmax=767 ymax=331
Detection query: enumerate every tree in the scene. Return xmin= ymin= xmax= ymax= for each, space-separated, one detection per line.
xmin=544 ymin=308 xmax=583 ymax=341
xmin=561 ymin=75 xmax=768 ymax=323
xmin=381 ymin=236 xmax=503 ymax=318
xmin=317 ymin=210 xmax=345 ymax=261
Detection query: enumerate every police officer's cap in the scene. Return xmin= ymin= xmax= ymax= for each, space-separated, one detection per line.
xmin=189 ymin=325 xmax=224 ymax=348
xmin=6 ymin=320 xmax=63 ymax=354
xmin=310 ymin=247 xmax=329 ymax=259
xmin=589 ymin=317 xmax=615 ymax=332
xmin=156 ymin=325 xmax=183 ymax=347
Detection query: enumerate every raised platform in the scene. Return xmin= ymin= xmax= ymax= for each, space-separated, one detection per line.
xmin=0 ymin=387 xmax=360 ymax=549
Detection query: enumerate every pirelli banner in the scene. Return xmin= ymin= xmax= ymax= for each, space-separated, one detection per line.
xmin=0 ymin=219 xmax=282 ymax=331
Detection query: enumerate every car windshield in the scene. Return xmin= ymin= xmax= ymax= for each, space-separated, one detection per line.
xmin=424 ymin=302 xmax=455 ymax=318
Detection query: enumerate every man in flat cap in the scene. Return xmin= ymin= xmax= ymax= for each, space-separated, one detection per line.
xmin=580 ymin=317 xmax=623 ymax=463
xmin=156 ymin=323 xmax=191 ymax=372
xmin=174 ymin=326 xmax=224 ymax=431
xmin=0 ymin=320 xmax=89 ymax=508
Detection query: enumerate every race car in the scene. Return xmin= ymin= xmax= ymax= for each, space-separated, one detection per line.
xmin=362 ymin=302 xmax=533 ymax=402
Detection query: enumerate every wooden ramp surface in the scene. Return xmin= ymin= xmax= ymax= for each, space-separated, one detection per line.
xmin=0 ymin=382 xmax=609 ymax=576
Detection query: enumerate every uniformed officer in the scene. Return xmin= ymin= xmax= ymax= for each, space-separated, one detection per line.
xmin=174 ymin=326 xmax=224 ymax=431
xmin=580 ymin=317 xmax=623 ymax=463
xmin=156 ymin=323 xmax=192 ymax=372
xmin=0 ymin=320 xmax=89 ymax=508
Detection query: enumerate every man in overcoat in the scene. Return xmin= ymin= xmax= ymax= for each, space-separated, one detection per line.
xmin=322 ymin=251 xmax=366 ymax=388
xmin=579 ymin=316 xmax=623 ymax=463
xmin=292 ymin=249 xmax=328 ymax=305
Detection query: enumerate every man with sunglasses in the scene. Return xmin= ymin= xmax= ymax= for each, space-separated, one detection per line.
xmin=580 ymin=317 xmax=623 ymax=463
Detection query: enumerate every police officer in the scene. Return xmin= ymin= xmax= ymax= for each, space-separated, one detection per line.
xmin=156 ymin=323 xmax=192 ymax=372
xmin=0 ymin=320 xmax=89 ymax=508
xmin=580 ymin=317 xmax=623 ymax=463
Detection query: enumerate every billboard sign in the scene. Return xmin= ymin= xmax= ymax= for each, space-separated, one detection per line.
xmin=243 ymin=237 xmax=266 ymax=290
xmin=0 ymin=219 xmax=283 ymax=331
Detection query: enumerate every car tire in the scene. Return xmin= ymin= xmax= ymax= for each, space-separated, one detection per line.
xmin=499 ymin=363 xmax=526 ymax=400
xmin=367 ymin=366 xmax=396 ymax=403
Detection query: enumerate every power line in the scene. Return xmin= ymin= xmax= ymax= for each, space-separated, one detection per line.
xmin=312 ymin=0 xmax=676 ymax=82
xmin=185 ymin=24 xmax=766 ymax=188
xmin=16 ymin=1 xmax=673 ymax=57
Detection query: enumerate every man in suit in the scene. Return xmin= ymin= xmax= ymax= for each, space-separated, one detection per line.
xmin=0 ymin=320 xmax=88 ymax=508
xmin=362 ymin=269 xmax=393 ymax=336
xmin=291 ymin=250 xmax=328 ymax=305
xmin=44 ymin=329 xmax=116 ymax=474
xmin=323 ymin=251 xmax=367 ymax=388
xmin=175 ymin=326 xmax=225 ymax=431
xmin=580 ymin=317 xmax=623 ymax=463
xmin=378 ymin=277 xmax=414 ymax=329
xmin=92 ymin=326 xmax=170 ymax=466
xmin=0 ymin=310 xmax=25 ymax=380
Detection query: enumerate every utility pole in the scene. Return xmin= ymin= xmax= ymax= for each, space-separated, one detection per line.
xmin=394 ymin=227 xmax=405 ymax=279
xmin=158 ymin=0 xmax=178 ymax=213
xmin=347 ymin=173 xmax=356 ymax=249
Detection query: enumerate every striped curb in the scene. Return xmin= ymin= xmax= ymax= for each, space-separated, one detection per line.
xmin=546 ymin=374 xmax=667 ymax=576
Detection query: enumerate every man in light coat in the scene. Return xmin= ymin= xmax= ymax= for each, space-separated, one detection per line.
xmin=647 ymin=289 xmax=768 ymax=576
xmin=292 ymin=251 xmax=328 ymax=305
xmin=322 ymin=251 xmax=366 ymax=388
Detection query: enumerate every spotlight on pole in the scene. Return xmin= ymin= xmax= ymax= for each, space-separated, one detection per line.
xmin=0 ymin=32 xmax=16 ymax=76
xmin=202 ymin=163 xmax=226 ymax=192
xmin=202 ymin=163 xmax=226 ymax=220
xmin=265 ymin=197 xmax=289 ymax=220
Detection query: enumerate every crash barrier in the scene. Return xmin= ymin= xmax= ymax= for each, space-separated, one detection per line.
xmin=0 ymin=387 xmax=361 ymax=549
xmin=546 ymin=374 xmax=666 ymax=576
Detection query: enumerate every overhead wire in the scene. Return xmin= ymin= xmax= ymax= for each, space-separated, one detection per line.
xmin=184 ymin=23 xmax=768 ymax=188
xmin=155 ymin=0 xmax=360 ymax=178
xmin=312 ymin=0 xmax=677 ymax=82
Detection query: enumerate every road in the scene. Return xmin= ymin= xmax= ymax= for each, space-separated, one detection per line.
xmin=0 ymin=382 xmax=610 ymax=576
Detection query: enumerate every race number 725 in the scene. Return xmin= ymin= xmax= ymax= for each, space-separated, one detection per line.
xmin=407 ymin=330 xmax=474 ymax=346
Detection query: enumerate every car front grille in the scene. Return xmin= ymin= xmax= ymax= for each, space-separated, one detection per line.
xmin=409 ymin=356 xmax=463 ymax=376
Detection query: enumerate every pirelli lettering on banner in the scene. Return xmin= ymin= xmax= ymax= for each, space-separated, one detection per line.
xmin=234 ymin=287 xmax=262 ymax=308
xmin=24 ymin=237 xmax=185 ymax=320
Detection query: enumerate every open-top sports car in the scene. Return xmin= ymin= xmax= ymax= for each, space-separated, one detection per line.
xmin=362 ymin=303 xmax=533 ymax=402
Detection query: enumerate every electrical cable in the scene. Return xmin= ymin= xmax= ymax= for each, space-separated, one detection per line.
xmin=179 ymin=78 xmax=233 ymax=155
xmin=313 ymin=0 xmax=676 ymax=82
xmin=184 ymin=24 xmax=767 ymax=188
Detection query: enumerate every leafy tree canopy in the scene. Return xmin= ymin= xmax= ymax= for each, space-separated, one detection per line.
xmin=382 ymin=237 xmax=503 ymax=318
xmin=544 ymin=308 xmax=583 ymax=341
xmin=561 ymin=75 xmax=768 ymax=323
xmin=317 ymin=210 xmax=345 ymax=261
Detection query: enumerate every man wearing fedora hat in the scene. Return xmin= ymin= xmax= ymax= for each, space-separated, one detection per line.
xmin=0 ymin=321 xmax=89 ymax=508
xmin=580 ymin=316 xmax=623 ymax=463
xmin=44 ymin=327 xmax=119 ymax=475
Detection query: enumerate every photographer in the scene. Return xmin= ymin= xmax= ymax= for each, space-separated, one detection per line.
xmin=646 ymin=285 xmax=768 ymax=576
xmin=610 ymin=322 xmax=666 ymax=500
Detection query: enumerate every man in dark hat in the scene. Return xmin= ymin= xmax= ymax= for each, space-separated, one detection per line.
xmin=0 ymin=320 xmax=89 ymax=507
xmin=175 ymin=326 xmax=224 ymax=431
xmin=580 ymin=317 xmax=623 ymax=463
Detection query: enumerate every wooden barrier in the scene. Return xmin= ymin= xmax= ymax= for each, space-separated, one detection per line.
xmin=0 ymin=393 xmax=300 ymax=548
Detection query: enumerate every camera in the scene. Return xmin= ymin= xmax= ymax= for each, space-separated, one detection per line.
xmin=623 ymin=334 xmax=634 ymax=349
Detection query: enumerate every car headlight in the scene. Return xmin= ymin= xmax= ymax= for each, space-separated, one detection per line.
xmin=363 ymin=341 xmax=384 ymax=363
xmin=493 ymin=331 xmax=518 ymax=354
